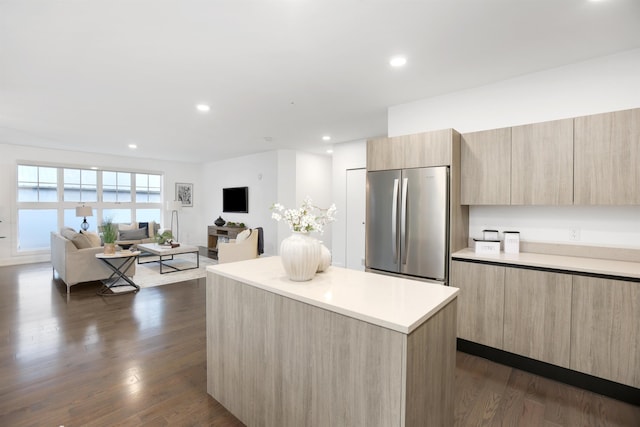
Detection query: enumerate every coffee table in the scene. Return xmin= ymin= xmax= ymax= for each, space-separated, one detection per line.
xmin=137 ymin=243 xmax=200 ymax=274
xmin=95 ymin=251 xmax=140 ymax=295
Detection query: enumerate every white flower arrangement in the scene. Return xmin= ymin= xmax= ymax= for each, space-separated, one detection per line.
xmin=271 ymin=196 xmax=337 ymax=234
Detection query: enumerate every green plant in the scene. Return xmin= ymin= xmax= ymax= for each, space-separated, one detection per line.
xmin=101 ymin=217 xmax=118 ymax=244
xmin=155 ymin=230 xmax=173 ymax=245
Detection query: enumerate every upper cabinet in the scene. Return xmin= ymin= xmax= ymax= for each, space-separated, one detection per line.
xmin=367 ymin=137 xmax=404 ymax=171
xmin=460 ymin=128 xmax=511 ymax=205
xmin=511 ymin=118 xmax=573 ymax=205
xmin=366 ymin=129 xmax=454 ymax=171
xmin=574 ymin=108 xmax=640 ymax=205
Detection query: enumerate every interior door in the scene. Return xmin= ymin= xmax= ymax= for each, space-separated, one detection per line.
xmin=346 ymin=168 xmax=366 ymax=271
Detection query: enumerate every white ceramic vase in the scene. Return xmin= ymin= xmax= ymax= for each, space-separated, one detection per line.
xmin=317 ymin=244 xmax=331 ymax=272
xmin=280 ymin=231 xmax=320 ymax=281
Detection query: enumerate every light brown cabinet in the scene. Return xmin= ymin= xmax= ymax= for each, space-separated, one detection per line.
xmin=366 ymin=129 xmax=454 ymax=171
xmin=450 ymin=261 xmax=505 ymax=348
xmin=570 ymin=276 xmax=640 ymax=388
xmin=503 ymin=268 xmax=572 ymax=367
xmin=511 ymin=118 xmax=574 ymax=205
xmin=453 ymin=258 xmax=640 ymax=388
xmin=574 ymin=108 xmax=640 ymax=205
xmin=460 ymin=128 xmax=511 ymax=205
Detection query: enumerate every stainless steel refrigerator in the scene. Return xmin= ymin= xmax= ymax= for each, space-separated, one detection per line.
xmin=365 ymin=166 xmax=449 ymax=284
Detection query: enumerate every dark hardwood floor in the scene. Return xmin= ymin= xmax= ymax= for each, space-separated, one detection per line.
xmin=0 ymin=262 xmax=638 ymax=426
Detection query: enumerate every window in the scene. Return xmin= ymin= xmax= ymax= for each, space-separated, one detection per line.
xmin=103 ymin=171 xmax=132 ymax=202
xmin=16 ymin=164 xmax=163 ymax=252
xmin=136 ymin=173 xmax=161 ymax=203
xmin=18 ymin=165 xmax=57 ymax=202
xmin=63 ymin=168 xmax=97 ymax=202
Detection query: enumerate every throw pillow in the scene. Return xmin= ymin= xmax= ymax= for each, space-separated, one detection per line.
xmin=118 ymin=223 xmax=138 ymax=231
xmin=70 ymin=232 xmax=93 ymax=249
xmin=80 ymin=230 xmax=102 ymax=247
xmin=60 ymin=227 xmax=78 ymax=241
xmin=235 ymin=229 xmax=251 ymax=242
xmin=118 ymin=227 xmax=148 ymax=241
xmin=138 ymin=222 xmax=149 ymax=237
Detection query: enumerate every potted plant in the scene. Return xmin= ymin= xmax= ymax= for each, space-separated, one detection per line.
xmin=101 ymin=217 xmax=118 ymax=255
xmin=155 ymin=230 xmax=173 ymax=245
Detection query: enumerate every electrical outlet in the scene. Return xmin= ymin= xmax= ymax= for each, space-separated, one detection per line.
xmin=569 ymin=228 xmax=581 ymax=241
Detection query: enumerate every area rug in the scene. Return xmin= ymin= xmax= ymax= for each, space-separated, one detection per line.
xmin=108 ymin=255 xmax=217 ymax=293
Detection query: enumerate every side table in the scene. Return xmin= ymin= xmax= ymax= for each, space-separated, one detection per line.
xmin=95 ymin=251 xmax=140 ymax=296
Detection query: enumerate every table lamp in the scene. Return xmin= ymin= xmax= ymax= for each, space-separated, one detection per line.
xmin=75 ymin=205 xmax=93 ymax=231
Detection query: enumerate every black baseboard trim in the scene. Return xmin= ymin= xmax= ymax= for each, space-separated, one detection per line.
xmin=457 ymin=339 xmax=640 ymax=407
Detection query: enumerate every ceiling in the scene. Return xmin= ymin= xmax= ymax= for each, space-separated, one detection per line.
xmin=1 ymin=0 xmax=639 ymax=163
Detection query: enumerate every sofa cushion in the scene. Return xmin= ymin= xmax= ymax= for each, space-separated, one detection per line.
xmin=118 ymin=223 xmax=138 ymax=231
xmin=235 ymin=229 xmax=251 ymax=242
xmin=70 ymin=232 xmax=93 ymax=249
xmin=119 ymin=227 xmax=148 ymax=241
xmin=80 ymin=230 xmax=102 ymax=247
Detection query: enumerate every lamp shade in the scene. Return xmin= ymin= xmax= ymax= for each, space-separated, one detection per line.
xmin=166 ymin=200 xmax=182 ymax=211
xmin=75 ymin=206 xmax=93 ymax=217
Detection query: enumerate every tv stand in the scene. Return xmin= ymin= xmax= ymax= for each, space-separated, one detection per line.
xmin=207 ymin=225 xmax=247 ymax=259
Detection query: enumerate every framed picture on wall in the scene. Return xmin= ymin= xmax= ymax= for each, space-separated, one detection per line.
xmin=175 ymin=183 xmax=193 ymax=207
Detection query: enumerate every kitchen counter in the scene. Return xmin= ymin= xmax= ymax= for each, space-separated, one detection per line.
xmin=207 ymin=256 xmax=458 ymax=333
xmin=452 ymin=247 xmax=640 ymax=280
xmin=206 ymin=257 xmax=458 ymax=426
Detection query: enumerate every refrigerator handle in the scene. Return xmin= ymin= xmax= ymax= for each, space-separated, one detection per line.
xmin=391 ymin=178 xmax=399 ymax=262
xmin=401 ymin=177 xmax=408 ymax=265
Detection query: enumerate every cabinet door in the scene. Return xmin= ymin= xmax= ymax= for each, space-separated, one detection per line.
xmin=460 ymin=128 xmax=511 ymax=205
xmin=570 ymin=276 xmax=640 ymax=388
xmin=402 ymin=129 xmax=452 ymax=168
xmin=574 ymin=108 xmax=640 ymax=204
xmin=450 ymin=261 xmax=504 ymax=348
xmin=503 ymin=268 xmax=572 ymax=367
xmin=366 ymin=137 xmax=404 ymax=171
xmin=511 ymin=119 xmax=574 ymax=205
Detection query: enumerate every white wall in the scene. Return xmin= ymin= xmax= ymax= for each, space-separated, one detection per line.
xmin=0 ymin=143 xmax=203 ymax=266
xmin=203 ymin=150 xmax=279 ymax=255
xmin=295 ymin=152 xmax=333 ymax=249
xmin=202 ymin=149 xmax=332 ymax=256
xmin=388 ymin=48 xmax=640 ymax=249
xmin=331 ymin=140 xmax=367 ymax=267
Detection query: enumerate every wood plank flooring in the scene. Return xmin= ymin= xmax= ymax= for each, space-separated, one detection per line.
xmin=0 ymin=262 xmax=638 ymax=426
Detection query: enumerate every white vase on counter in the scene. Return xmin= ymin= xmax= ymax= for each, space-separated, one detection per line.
xmin=280 ymin=231 xmax=320 ymax=281
xmin=317 ymin=244 xmax=331 ymax=272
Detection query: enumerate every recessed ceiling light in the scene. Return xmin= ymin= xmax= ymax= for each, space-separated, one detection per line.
xmin=390 ymin=56 xmax=407 ymax=67
xmin=90 ymin=166 xmax=98 ymax=170
xmin=128 ymin=144 xmax=137 ymax=149
xmin=326 ymin=149 xmax=333 ymax=154
xmin=322 ymin=135 xmax=331 ymax=141
xmin=196 ymin=104 xmax=211 ymax=112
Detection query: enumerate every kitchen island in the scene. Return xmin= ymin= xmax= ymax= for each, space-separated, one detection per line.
xmin=206 ymin=257 xmax=459 ymax=427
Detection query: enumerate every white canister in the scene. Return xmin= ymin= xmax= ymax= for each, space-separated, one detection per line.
xmin=503 ymin=231 xmax=520 ymax=254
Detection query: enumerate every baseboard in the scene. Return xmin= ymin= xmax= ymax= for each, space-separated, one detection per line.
xmin=457 ymin=339 xmax=640 ymax=407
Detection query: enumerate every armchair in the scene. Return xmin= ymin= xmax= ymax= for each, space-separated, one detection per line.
xmin=217 ymin=228 xmax=259 ymax=264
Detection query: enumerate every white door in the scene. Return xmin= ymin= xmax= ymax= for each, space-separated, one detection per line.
xmin=346 ymin=168 xmax=366 ymax=271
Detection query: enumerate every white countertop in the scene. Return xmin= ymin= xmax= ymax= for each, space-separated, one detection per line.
xmin=207 ymin=256 xmax=459 ymax=334
xmin=452 ymin=248 xmax=640 ymax=280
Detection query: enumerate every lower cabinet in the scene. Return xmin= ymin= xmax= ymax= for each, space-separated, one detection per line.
xmin=503 ymin=268 xmax=572 ymax=368
xmin=570 ymin=276 xmax=640 ymax=388
xmin=450 ymin=261 xmax=504 ymax=349
xmin=452 ymin=259 xmax=639 ymax=388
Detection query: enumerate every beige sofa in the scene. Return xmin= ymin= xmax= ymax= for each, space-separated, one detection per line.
xmin=108 ymin=221 xmax=162 ymax=247
xmin=50 ymin=230 xmax=136 ymax=294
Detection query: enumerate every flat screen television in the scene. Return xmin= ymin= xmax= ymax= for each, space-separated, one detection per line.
xmin=223 ymin=187 xmax=249 ymax=213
